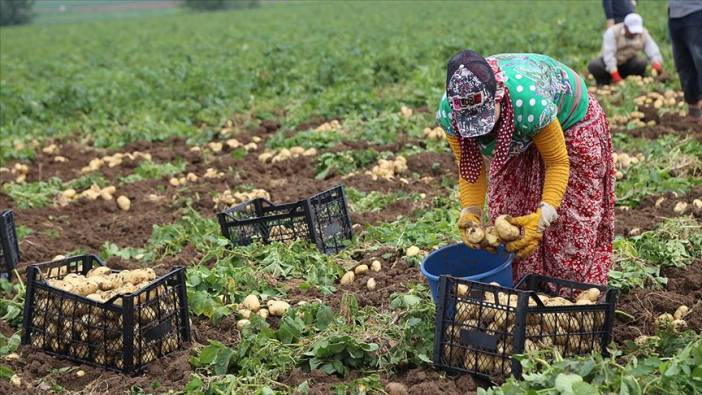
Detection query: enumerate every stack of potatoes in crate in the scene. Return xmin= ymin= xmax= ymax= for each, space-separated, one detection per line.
xmin=32 ymin=266 xmax=179 ymax=369
xmin=447 ymin=283 xmax=605 ymax=375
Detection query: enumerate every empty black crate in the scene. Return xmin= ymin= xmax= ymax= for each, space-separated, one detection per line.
xmin=21 ymin=255 xmax=191 ymax=373
xmin=433 ymin=275 xmax=618 ymax=381
xmin=0 ymin=209 xmax=20 ymax=280
xmin=218 ymin=185 xmax=352 ymax=254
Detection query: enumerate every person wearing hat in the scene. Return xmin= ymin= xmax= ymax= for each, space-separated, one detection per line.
xmin=437 ymin=51 xmax=615 ymax=285
xmin=587 ymin=13 xmax=665 ymax=85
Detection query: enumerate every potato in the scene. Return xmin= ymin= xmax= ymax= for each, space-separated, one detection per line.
xmin=576 ymin=288 xmax=601 ymax=303
xmin=354 ymin=264 xmax=369 ymax=275
xmin=385 ymin=382 xmax=408 ymax=395
xmin=268 ymin=300 xmax=290 ymax=317
xmin=95 ymin=274 xmax=123 ymax=291
xmin=674 ymin=305 xmax=689 ymax=320
xmin=242 ymin=294 xmax=261 ymax=312
xmin=116 ymin=195 xmax=131 ymax=211
xmin=457 ymin=283 xmax=469 ymax=297
xmin=672 ymin=319 xmax=688 ymax=333
xmin=370 ymin=260 xmax=382 ymax=272
xmin=87 ymin=266 xmax=112 ymax=278
xmin=366 ymin=278 xmax=376 ymax=290
xmin=257 ymin=308 xmax=269 ymax=319
xmin=455 ymin=302 xmax=477 ymax=322
xmin=340 ymin=271 xmax=355 ymax=285
xmin=47 ymin=279 xmax=76 ymax=293
xmin=238 ymin=309 xmax=252 ymax=319
xmin=656 ymin=313 xmax=674 ymax=329
xmin=236 ymin=319 xmax=251 ymax=330
xmin=495 ymin=215 xmax=520 ymax=241
xmin=405 ymin=245 xmax=420 ymax=257
xmin=483 ymin=226 xmax=501 ymax=247
xmin=465 ymin=225 xmax=484 ymax=244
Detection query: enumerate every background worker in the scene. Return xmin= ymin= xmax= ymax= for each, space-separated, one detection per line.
xmin=437 ymin=51 xmax=615 ymax=285
xmin=668 ymin=0 xmax=702 ymax=123
xmin=603 ymin=0 xmax=636 ymax=27
xmin=587 ymin=13 xmax=665 ymax=85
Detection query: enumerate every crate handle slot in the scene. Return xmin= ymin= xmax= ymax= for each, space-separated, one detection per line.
xmin=143 ymin=320 xmax=173 ymax=342
xmin=459 ymin=328 xmax=498 ymax=352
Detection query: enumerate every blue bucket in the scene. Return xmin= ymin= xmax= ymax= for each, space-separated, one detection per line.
xmin=420 ymin=243 xmax=514 ymax=302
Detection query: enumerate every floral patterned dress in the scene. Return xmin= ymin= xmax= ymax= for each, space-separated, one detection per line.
xmin=437 ymin=53 xmax=615 ymax=285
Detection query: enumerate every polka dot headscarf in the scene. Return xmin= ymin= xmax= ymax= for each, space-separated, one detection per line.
xmin=454 ymin=60 xmax=515 ymax=182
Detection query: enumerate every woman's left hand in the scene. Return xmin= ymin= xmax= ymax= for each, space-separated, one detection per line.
xmin=505 ymin=210 xmax=543 ymax=259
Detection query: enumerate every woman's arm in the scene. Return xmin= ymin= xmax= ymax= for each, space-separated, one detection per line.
xmin=446 ymin=135 xmax=487 ymax=210
xmin=533 ymin=118 xmax=570 ymax=210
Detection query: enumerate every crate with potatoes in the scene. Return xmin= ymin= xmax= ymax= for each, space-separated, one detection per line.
xmin=21 ymin=254 xmax=191 ymax=373
xmin=433 ymin=274 xmax=617 ymax=380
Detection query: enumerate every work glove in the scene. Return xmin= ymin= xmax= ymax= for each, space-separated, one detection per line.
xmin=505 ymin=203 xmax=558 ymax=259
xmin=652 ymin=64 xmax=670 ymax=82
xmin=610 ymin=70 xmax=623 ymax=84
xmin=458 ymin=206 xmax=482 ymax=249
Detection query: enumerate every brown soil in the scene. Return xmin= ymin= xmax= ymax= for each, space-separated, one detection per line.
xmin=615 ymin=187 xmax=702 ymax=235
xmin=612 ymin=260 xmax=702 ymax=344
xmin=282 ymin=366 xmax=479 ymax=395
xmin=2 ymin=103 xmax=698 ymax=393
xmin=615 ymin=111 xmax=702 ymax=142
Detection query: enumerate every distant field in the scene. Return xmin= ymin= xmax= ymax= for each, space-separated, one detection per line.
xmin=32 ymin=0 xmax=182 ymax=24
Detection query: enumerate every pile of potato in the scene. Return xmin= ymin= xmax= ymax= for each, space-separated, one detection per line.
xmin=444 ymin=283 xmax=606 ymax=375
xmin=314 ymin=120 xmax=342 ymax=132
xmin=423 ymin=127 xmax=445 ymax=140
xmin=339 ymin=259 xmax=382 ymax=290
xmin=31 ymin=265 xmax=179 ymax=369
xmin=213 ymin=188 xmax=270 ymax=208
xmin=236 ymin=294 xmax=291 ymax=329
xmin=80 ymin=151 xmax=152 ymax=174
xmin=366 ymin=156 xmax=408 ymax=180
xmin=463 ymin=215 xmax=522 ymax=251
xmin=258 ymin=146 xmax=317 ymax=164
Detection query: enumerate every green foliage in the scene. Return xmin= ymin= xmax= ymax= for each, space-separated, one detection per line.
xmin=2 ymin=177 xmax=62 ymax=208
xmin=481 ymin=332 xmax=702 ymax=395
xmin=301 ymin=335 xmax=379 ymax=377
xmin=66 ymin=173 xmax=110 ymax=191
xmin=0 ymin=279 xmax=24 ymax=328
xmin=119 ymin=160 xmax=186 ymax=184
xmin=614 ymin=135 xmax=702 ymax=207
xmin=346 ymin=187 xmax=421 ymax=214
xmin=315 ymin=150 xmax=380 ymax=180
xmin=361 ymin=205 xmax=458 ymax=250
xmin=610 ymin=217 xmax=702 ymax=289
xmin=0 ymin=0 xmax=34 ymax=26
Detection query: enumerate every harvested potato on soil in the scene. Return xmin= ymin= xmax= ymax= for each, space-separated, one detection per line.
xmin=116 ymin=195 xmax=131 ymax=211
xmin=242 ymin=294 xmax=261 ymax=312
xmin=405 ymin=245 xmax=420 ymax=257
xmin=674 ymin=305 xmax=689 ymax=320
xmin=366 ymin=277 xmax=376 ymax=290
xmin=267 ymin=300 xmax=290 ymax=316
xmin=340 ymin=271 xmax=355 ymax=285
xmin=237 ymin=319 xmax=251 ymax=330
xmin=370 ymin=260 xmax=382 ymax=272
xmin=354 ymin=264 xmax=369 ymax=275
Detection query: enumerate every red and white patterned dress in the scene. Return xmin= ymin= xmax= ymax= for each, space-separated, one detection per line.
xmin=487 ymin=94 xmax=616 ymax=285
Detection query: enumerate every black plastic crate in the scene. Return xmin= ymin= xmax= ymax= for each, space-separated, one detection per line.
xmin=21 ymin=255 xmax=191 ymax=373
xmin=0 ymin=209 xmax=20 ymax=280
xmin=433 ymin=274 xmax=618 ymax=381
xmin=218 ymin=185 xmax=352 ymax=254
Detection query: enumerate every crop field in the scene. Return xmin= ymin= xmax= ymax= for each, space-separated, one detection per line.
xmin=1 ymin=1 xmax=701 ymax=394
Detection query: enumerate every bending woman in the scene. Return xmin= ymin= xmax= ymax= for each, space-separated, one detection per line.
xmin=436 ymin=51 xmax=615 ymax=285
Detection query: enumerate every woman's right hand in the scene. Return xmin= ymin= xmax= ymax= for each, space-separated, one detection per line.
xmin=458 ymin=207 xmax=482 ymax=249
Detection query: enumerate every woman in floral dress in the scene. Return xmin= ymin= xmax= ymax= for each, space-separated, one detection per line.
xmin=436 ymin=50 xmax=615 ymax=285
